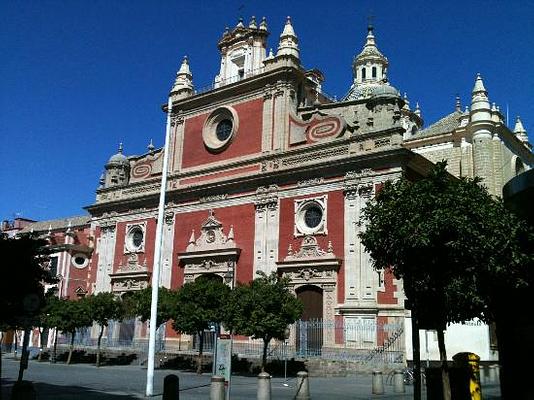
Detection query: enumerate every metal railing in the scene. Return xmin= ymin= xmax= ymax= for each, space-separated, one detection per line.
xmin=46 ymin=318 xmax=404 ymax=367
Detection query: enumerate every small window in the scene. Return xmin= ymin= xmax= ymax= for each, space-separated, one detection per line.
xmin=372 ymin=66 xmax=377 ymax=78
xmin=361 ymin=68 xmax=366 ymax=80
xmin=72 ymin=253 xmax=89 ymax=269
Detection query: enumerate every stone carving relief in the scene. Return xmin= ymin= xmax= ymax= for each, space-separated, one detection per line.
xmin=179 ymin=210 xmax=241 ymax=283
xmin=255 ymin=185 xmax=279 ymax=211
xmin=285 ymin=235 xmax=335 ymax=261
xmin=289 ymin=113 xmax=347 ymax=145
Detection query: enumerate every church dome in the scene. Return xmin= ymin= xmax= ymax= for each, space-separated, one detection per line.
xmin=370 ymin=84 xmax=399 ymax=98
xmin=107 ymin=143 xmax=129 ymax=166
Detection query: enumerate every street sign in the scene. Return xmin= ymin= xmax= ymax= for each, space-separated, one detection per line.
xmin=215 ymin=334 xmax=232 ymax=383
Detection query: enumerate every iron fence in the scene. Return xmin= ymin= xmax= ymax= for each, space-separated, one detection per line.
xmin=42 ymin=318 xmax=404 ymax=367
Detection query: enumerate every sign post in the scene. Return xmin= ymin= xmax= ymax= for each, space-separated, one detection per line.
xmin=215 ymin=334 xmax=232 ymax=398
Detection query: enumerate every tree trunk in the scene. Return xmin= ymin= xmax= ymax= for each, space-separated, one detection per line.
xmin=37 ymin=327 xmax=44 ymax=361
xmin=52 ymin=329 xmax=58 ymax=363
xmin=13 ymin=330 xmax=18 ymax=359
xmin=196 ymin=331 xmax=204 ymax=374
xmin=17 ymin=329 xmax=30 ymax=383
xmin=411 ymin=309 xmax=422 ymax=400
xmin=437 ymin=328 xmax=451 ymax=400
xmin=96 ymin=325 xmax=104 ymax=367
xmin=261 ymin=337 xmax=270 ymax=372
xmin=66 ymin=331 xmax=75 ymax=365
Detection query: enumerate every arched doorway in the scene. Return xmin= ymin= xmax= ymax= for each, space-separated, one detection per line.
xmin=296 ymin=285 xmax=323 ymax=355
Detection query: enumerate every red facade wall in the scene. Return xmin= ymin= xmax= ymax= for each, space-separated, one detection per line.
xmin=172 ymin=204 xmax=256 ymax=289
xmin=278 ymin=190 xmax=345 ymax=303
xmin=180 ymin=98 xmax=263 ymax=169
xmin=377 ymin=269 xmax=398 ymax=305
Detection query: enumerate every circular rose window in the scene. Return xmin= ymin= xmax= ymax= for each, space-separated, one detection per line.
xmin=202 ymin=107 xmax=238 ymax=152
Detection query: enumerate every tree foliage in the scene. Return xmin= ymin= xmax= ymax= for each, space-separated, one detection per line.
xmin=359 ymin=161 xmax=534 ymax=399
xmin=44 ymin=297 xmax=92 ymax=364
xmin=125 ymin=286 xmax=175 ymax=327
xmin=86 ymin=292 xmax=123 ymax=367
xmin=359 ymin=161 xmax=533 ymax=326
xmin=223 ymin=272 xmax=303 ymax=371
xmin=0 ymin=234 xmax=55 ymax=329
xmin=170 ymin=277 xmax=230 ymax=373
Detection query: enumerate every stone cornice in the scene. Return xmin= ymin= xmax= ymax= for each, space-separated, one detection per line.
xmin=86 ymin=147 xmax=432 ymax=216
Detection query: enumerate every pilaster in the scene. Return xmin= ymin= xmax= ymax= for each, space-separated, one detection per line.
xmin=253 ymin=185 xmax=280 ymax=276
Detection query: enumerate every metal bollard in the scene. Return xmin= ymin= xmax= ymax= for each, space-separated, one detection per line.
xmin=393 ymin=369 xmax=405 ymax=393
xmin=489 ymin=365 xmax=498 ymax=384
xmin=479 ymin=365 xmax=486 ymax=385
xmin=163 ymin=374 xmax=179 ymax=400
xmin=210 ymin=375 xmax=225 ymax=400
xmin=372 ymin=370 xmax=384 ymax=395
xmin=295 ymin=371 xmax=311 ymax=400
xmin=257 ymin=372 xmax=271 ymax=400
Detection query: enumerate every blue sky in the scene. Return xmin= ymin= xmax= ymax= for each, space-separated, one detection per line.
xmin=1 ymin=0 xmax=533 ymax=222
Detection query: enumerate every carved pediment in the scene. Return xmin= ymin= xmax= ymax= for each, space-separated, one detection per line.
xmin=276 ymin=236 xmax=340 ymax=286
xmin=185 ymin=210 xmax=236 ymax=252
xmin=179 ymin=210 xmax=241 ymax=282
xmin=285 ymin=235 xmax=336 ymax=261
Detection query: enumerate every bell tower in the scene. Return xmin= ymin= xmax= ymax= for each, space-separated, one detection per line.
xmin=214 ymin=16 xmax=269 ymax=87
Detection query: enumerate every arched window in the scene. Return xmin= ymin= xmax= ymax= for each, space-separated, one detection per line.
xmin=372 ymin=66 xmax=377 ymax=78
xmin=361 ymin=67 xmax=366 ymax=80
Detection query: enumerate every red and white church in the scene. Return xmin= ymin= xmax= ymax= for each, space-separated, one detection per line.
xmin=18 ymin=16 xmax=533 ymax=363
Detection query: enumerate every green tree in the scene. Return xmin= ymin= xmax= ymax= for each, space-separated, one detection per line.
xmin=47 ymin=298 xmax=92 ymax=365
xmin=0 ymin=233 xmax=55 ymax=382
xmin=86 ymin=292 xmax=123 ymax=367
xmin=224 ymin=272 xmax=303 ymax=372
xmin=125 ymin=286 xmax=175 ymax=328
xmin=359 ymin=161 xmax=534 ymax=400
xmin=170 ymin=277 xmax=230 ymax=374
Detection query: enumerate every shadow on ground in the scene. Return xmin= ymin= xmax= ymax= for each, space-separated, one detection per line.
xmin=1 ymin=379 xmax=141 ymax=400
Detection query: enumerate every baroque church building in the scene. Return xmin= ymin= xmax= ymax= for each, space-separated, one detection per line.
xmin=21 ymin=17 xmax=533 ymax=361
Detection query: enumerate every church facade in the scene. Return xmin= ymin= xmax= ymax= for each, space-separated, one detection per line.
xmin=20 ymin=17 xmax=533 ymax=360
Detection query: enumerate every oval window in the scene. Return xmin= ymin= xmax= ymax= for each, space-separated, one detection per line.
xmin=304 ymin=206 xmax=323 ymax=229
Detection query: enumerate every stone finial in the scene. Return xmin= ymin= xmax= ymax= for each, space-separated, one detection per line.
xmin=249 ymin=15 xmax=257 ymax=29
xmin=118 ymin=142 xmax=123 ymax=154
xmin=277 ymin=16 xmax=300 ymax=59
xmin=464 ymin=105 xmax=470 ymax=113
xmin=227 ymin=225 xmax=234 ymax=241
xmin=188 ymin=230 xmax=195 ymax=245
xmin=223 ymin=26 xmax=230 ymax=35
xmin=236 ymin=17 xmax=245 ymax=28
xmin=266 ymin=48 xmax=274 ymax=59
xmin=455 ymin=95 xmax=461 ymax=112
xmin=259 ymin=16 xmax=268 ymax=31
xmin=414 ymin=102 xmax=421 ymax=117
xmin=472 ymin=72 xmax=487 ymax=94
xmin=170 ymin=56 xmax=194 ymax=97
xmin=470 ymin=73 xmax=491 ymax=124
xmin=403 ymin=92 xmax=411 ymax=110
xmin=147 ymin=139 xmax=155 ymax=153
xmin=514 ymin=116 xmax=530 ymax=146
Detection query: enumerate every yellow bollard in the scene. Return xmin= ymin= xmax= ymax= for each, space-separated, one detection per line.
xmin=453 ymin=352 xmax=481 ymax=400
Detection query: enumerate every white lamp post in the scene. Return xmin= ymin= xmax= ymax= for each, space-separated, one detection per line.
xmin=145 ymin=97 xmax=173 ymax=397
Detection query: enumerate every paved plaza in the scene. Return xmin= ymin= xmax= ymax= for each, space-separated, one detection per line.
xmin=1 ymin=357 xmax=501 ymax=399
